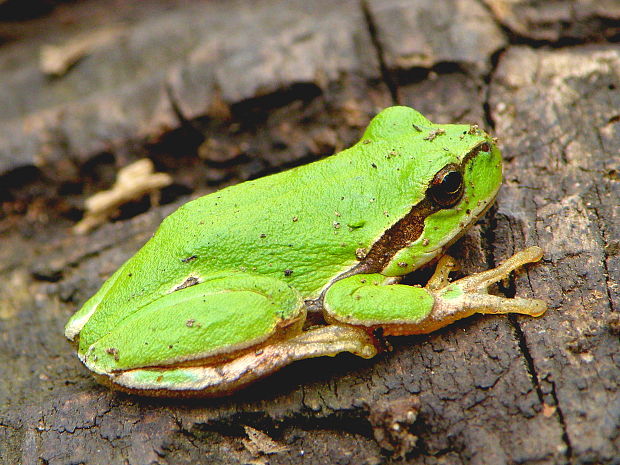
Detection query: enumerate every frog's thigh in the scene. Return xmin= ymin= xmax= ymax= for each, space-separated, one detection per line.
xmin=84 ymin=273 xmax=304 ymax=376
xmin=109 ymin=325 xmax=378 ymax=397
xmin=323 ymin=274 xmax=435 ymax=335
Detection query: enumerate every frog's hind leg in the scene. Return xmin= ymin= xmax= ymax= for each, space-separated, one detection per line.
xmin=107 ymin=325 xmax=378 ymax=397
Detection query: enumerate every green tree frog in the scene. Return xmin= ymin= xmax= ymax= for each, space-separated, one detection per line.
xmin=65 ymin=106 xmax=546 ymax=397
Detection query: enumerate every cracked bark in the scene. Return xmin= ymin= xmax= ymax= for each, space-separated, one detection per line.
xmin=1 ymin=1 xmax=619 ymax=464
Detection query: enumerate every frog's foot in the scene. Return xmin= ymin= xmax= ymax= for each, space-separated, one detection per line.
xmin=423 ymin=246 xmax=546 ymax=333
xmin=103 ymin=325 xmax=378 ymax=398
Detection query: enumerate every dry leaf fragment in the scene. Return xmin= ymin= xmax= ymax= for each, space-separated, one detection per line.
xmin=74 ymin=159 xmax=172 ymax=234
xmin=242 ymin=425 xmax=289 ymax=456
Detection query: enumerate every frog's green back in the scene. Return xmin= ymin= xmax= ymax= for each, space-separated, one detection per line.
xmin=73 ymin=107 xmax=492 ymax=346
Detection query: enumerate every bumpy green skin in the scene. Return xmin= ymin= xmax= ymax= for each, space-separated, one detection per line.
xmin=324 ymin=274 xmax=434 ymax=325
xmin=84 ymin=274 xmax=301 ymax=372
xmin=65 ymin=106 xmax=502 ymax=380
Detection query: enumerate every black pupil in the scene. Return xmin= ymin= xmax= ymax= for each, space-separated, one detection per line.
xmin=441 ymin=171 xmax=462 ymax=194
xmin=429 ymin=167 xmax=464 ymax=208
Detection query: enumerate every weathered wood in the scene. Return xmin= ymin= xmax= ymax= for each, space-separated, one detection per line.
xmin=490 ymin=45 xmax=620 ymax=464
xmin=367 ymin=0 xmax=505 ymax=74
xmin=483 ymin=0 xmax=620 ymax=41
xmin=1 ymin=1 xmax=618 ymax=464
xmin=0 ymin=0 xmax=380 ymax=175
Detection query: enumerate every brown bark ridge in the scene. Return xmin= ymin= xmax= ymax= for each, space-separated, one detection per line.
xmin=0 ymin=1 xmax=618 ymax=464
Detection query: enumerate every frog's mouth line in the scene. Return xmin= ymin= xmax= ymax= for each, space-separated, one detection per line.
xmin=385 ymin=184 xmax=500 ymax=280
xmin=426 ymin=184 xmax=500 ymax=259
xmin=420 ymin=141 xmax=502 ymax=262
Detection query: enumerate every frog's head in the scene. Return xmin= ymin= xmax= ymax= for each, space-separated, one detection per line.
xmin=364 ymin=106 xmax=503 ymax=276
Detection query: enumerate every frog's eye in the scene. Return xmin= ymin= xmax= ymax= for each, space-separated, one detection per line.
xmin=429 ymin=166 xmax=464 ymax=208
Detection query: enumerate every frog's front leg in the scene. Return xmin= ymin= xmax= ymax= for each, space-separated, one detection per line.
xmin=324 ymin=246 xmax=546 ymax=336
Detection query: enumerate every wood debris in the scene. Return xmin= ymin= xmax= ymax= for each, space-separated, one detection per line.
xmin=74 ymin=159 xmax=172 ymax=234
xmin=242 ymin=425 xmax=289 ymax=457
xmin=40 ymin=27 xmax=124 ymax=76
xmin=368 ymin=396 xmax=421 ymax=458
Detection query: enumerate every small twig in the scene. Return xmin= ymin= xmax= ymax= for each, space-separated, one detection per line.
xmin=74 ymin=159 xmax=172 ymax=235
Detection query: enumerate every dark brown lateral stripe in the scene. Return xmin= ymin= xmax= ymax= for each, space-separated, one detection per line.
xmin=359 ymin=197 xmax=437 ymax=274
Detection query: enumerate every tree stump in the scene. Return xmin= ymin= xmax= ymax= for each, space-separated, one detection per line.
xmin=1 ymin=1 xmax=618 ymax=464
